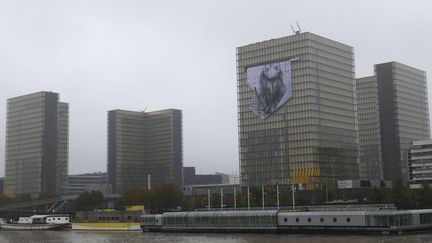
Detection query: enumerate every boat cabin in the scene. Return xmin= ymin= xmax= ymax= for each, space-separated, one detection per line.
xmin=17 ymin=215 xmax=70 ymax=224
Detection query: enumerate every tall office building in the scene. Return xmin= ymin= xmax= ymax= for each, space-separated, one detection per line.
xmin=357 ymin=62 xmax=430 ymax=182
xmin=5 ymin=91 xmax=69 ymax=197
xmin=237 ymin=32 xmax=359 ymax=189
xmin=108 ymin=109 xmax=182 ymax=193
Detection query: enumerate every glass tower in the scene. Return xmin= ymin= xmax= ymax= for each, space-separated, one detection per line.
xmin=107 ymin=109 xmax=183 ymax=193
xmin=358 ymin=62 xmax=430 ymax=182
xmin=237 ymin=32 xmax=359 ymax=189
xmin=5 ymin=91 xmax=69 ymax=197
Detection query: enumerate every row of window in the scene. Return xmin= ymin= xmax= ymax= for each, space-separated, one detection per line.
xmin=283 ymin=217 xmax=351 ymax=223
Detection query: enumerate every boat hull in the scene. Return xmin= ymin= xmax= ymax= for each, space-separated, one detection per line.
xmin=0 ymin=223 xmax=71 ymax=231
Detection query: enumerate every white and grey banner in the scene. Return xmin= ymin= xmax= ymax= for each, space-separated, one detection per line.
xmin=247 ymin=60 xmax=292 ymax=119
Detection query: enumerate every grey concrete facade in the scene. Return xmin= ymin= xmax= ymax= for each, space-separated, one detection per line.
xmin=107 ymin=109 xmax=182 ymax=193
xmin=4 ymin=91 xmax=69 ymax=197
xmin=237 ymin=32 xmax=359 ymax=189
xmin=408 ymin=140 xmax=432 ymax=189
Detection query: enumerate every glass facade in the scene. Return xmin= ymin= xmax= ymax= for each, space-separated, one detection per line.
xmin=107 ymin=109 xmax=183 ymax=193
xmin=4 ymin=91 xmax=69 ymax=197
xmin=366 ymin=211 xmax=413 ymax=227
xmin=358 ymin=62 xmax=430 ymax=182
xmin=237 ymin=32 xmax=359 ymax=188
xmin=357 ymin=76 xmax=383 ymax=180
xmin=162 ymin=210 xmax=277 ymax=229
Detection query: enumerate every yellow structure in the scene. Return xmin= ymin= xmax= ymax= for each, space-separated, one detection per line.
xmin=290 ymin=168 xmax=320 ymax=190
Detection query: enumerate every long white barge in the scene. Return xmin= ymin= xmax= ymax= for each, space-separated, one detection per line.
xmin=140 ymin=209 xmax=432 ymax=234
xmin=0 ymin=214 xmax=71 ymax=231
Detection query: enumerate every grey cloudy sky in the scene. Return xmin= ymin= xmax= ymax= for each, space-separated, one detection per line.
xmin=0 ymin=0 xmax=431 ymax=176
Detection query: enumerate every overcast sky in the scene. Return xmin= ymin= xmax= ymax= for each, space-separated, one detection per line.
xmin=0 ymin=0 xmax=431 ymax=176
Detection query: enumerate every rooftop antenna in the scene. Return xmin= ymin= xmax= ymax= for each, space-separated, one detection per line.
xmin=290 ymin=22 xmax=301 ymax=34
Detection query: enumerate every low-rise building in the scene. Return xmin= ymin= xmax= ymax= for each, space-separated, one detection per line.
xmin=67 ymin=172 xmax=111 ymax=195
xmin=408 ymin=140 xmax=432 ymax=189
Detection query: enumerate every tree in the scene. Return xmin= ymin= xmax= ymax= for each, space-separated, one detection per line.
xmin=151 ymin=184 xmax=182 ymax=213
xmin=368 ymin=187 xmax=385 ymax=203
xmin=392 ymin=178 xmax=415 ymax=209
xmin=416 ymin=183 xmax=432 ymax=209
xmin=13 ymin=193 xmax=32 ymax=203
xmin=0 ymin=194 xmax=13 ymax=205
xmin=73 ymin=191 xmax=104 ymax=211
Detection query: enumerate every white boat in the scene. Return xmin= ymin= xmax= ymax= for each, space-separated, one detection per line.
xmin=0 ymin=214 xmax=71 ymax=231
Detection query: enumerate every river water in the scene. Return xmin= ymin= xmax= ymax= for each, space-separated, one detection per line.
xmin=0 ymin=231 xmax=432 ymax=243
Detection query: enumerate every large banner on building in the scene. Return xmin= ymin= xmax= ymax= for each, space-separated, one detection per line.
xmin=246 ymin=60 xmax=292 ymax=119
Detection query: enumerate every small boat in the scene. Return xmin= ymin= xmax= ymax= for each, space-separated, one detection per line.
xmin=0 ymin=214 xmax=71 ymax=231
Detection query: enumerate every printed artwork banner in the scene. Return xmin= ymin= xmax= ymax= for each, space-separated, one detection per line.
xmin=246 ymin=60 xmax=292 ymax=119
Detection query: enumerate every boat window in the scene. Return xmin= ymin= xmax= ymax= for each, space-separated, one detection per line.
xmin=320 ymin=218 xmax=324 ymax=222
xmin=295 ymin=218 xmax=299 ymax=222
xmin=66 ymin=218 xmax=69 ymax=221
xmin=308 ymin=218 xmax=311 ymax=222
xmin=333 ymin=218 xmax=337 ymax=222
xmin=346 ymin=218 xmax=351 ymax=223
xmin=284 ymin=218 xmax=287 ymax=222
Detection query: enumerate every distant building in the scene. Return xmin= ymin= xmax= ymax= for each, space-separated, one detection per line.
xmin=108 ymin=109 xmax=183 ymax=194
xmin=183 ymin=167 xmax=238 ymax=186
xmin=67 ymin=172 xmax=111 ymax=195
xmin=4 ymin=91 xmax=69 ymax=197
xmin=237 ymin=32 xmax=359 ymax=189
xmin=183 ymin=167 xmax=196 ymax=186
xmin=0 ymin=177 xmax=4 ymax=194
xmin=408 ymin=140 xmax=432 ymax=189
xmin=357 ymin=62 xmax=430 ymax=182
xmin=182 ymin=183 xmax=241 ymax=197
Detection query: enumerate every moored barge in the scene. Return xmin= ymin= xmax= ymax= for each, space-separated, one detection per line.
xmin=140 ymin=209 xmax=432 ymax=234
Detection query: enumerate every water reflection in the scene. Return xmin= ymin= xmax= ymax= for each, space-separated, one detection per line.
xmin=0 ymin=231 xmax=431 ymax=243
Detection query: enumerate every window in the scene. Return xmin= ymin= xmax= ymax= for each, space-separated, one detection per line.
xmin=333 ymin=218 xmax=337 ymax=222
xmin=346 ymin=218 xmax=350 ymax=223
xmin=296 ymin=218 xmax=299 ymax=222
xmin=320 ymin=218 xmax=324 ymax=222
xmin=284 ymin=218 xmax=287 ymax=222
xmin=308 ymin=218 xmax=311 ymax=222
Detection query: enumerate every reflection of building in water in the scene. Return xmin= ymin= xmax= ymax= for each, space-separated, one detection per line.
xmin=4 ymin=91 xmax=69 ymax=197
xmin=108 ymin=109 xmax=182 ymax=194
xmin=237 ymin=32 xmax=359 ymax=189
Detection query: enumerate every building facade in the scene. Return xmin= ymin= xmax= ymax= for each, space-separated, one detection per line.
xmin=357 ymin=62 xmax=430 ymax=182
xmin=4 ymin=91 xmax=69 ymax=196
xmin=108 ymin=109 xmax=182 ymax=194
xmin=408 ymin=140 xmax=432 ymax=189
xmin=67 ymin=172 xmax=111 ymax=195
xmin=237 ymin=32 xmax=359 ymax=189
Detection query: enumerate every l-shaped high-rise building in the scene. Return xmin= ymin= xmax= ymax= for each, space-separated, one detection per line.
xmin=4 ymin=91 xmax=69 ymax=197
xmin=357 ymin=62 xmax=430 ymax=183
xmin=236 ymin=32 xmax=359 ymax=189
xmin=107 ymin=109 xmax=183 ymax=193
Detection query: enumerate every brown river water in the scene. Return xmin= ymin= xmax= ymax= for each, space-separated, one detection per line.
xmin=0 ymin=231 xmax=432 ymax=243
